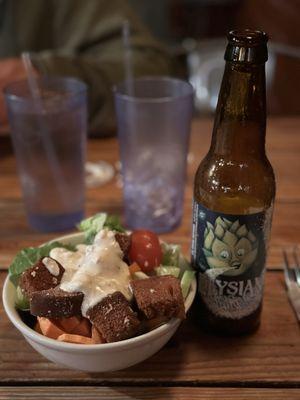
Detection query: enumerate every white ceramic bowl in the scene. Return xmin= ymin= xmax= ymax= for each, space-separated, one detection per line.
xmin=2 ymin=232 xmax=196 ymax=372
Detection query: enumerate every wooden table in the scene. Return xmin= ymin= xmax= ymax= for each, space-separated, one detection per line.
xmin=0 ymin=117 xmax=299 ymax=399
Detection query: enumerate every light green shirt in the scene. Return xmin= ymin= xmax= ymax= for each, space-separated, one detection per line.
xmin=0 ymin=0 xmax=171 ymax=136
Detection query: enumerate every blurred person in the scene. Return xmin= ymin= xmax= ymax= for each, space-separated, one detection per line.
xmin=0 ymin=0 xmax=172 ymax=136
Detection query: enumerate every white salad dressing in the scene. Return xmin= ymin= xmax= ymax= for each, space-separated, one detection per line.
xmin=49 ymin=244 xmax=87 ymax=283
xmin=50 ymin=229 xmax=132 ymax=317
xmin=42 ymin=257 xmax=60 ymax=276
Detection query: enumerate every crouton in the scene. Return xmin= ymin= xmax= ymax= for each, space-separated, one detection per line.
xmin=144 ymin=316 xmax=170 ymax=331
xmin=87 ymin=291 xmax=140 ymax=343
xmin=30 ymin=288 xmax=83 ymax=318
xmin=130 ymin=275 xmax=185 ymax=320
xmin=115 ymin=233 xmax=131 ymax=259
xmin=19 ymin=257 xmax=65 ymax=299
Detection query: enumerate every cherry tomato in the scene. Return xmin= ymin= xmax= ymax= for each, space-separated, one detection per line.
xmin=129 ymin=230 xmax=163 ymax=272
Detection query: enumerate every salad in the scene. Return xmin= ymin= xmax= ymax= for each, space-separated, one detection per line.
xmin=9 ymin=214 xmax=195 ymax=345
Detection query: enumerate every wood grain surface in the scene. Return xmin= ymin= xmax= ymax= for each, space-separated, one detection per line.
xmin=0 ymin=387 xmax=300 ymax=400
xmin=1 ymin=270 xmax=299 ymax=385
xmin=0 ymin=117 xmax=299 ymax=397
xmin=0 ymin=117 xmax=300 ymax=268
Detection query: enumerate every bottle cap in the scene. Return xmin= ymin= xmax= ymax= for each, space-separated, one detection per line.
xmin=225 ymin=29 xmax=268 ymax=63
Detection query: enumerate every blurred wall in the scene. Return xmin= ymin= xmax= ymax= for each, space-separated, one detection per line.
xmin=129 ymin=0 xmax=300 ymax=115
xmin=237 ymin=0 xmax=300 ymax=115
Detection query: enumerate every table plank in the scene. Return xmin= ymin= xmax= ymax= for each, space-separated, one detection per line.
xmin=0 ymin=117 xmax=299 ymax=269
xmin=1 ymin=117 xmax=300 ymax=392
xmin=0 ymin=387 xmax=299 ymax=400
xmin=0 ymin=200 xmax=295 ymax=269
xmin=1 ymin=270 xmax=299 ymax=385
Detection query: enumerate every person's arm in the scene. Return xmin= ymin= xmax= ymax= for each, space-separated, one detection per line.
xmin=32 ymin=0 xmax=172 ymax=136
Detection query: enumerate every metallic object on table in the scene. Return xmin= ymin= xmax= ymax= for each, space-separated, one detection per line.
xmin=283 ymin=246 xmax=300 ymax=322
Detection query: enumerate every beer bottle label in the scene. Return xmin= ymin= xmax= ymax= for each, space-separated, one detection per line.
xmin=191 ymin=201 xmax=273 ymax=319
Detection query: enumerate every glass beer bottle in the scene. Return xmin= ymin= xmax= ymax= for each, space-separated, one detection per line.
xmin=191 ymin=30 xmax=276 ymax=335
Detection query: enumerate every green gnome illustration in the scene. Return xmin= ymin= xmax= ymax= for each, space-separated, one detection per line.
xmin=203 ymin=216 xmax=258 ymax=277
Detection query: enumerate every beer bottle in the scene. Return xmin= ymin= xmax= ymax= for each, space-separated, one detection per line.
xmin=191 ymin=30 xmax=275 ymax=335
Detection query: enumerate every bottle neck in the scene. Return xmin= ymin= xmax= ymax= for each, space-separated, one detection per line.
xmin=210 ymin=62 xmax=266 ymax=159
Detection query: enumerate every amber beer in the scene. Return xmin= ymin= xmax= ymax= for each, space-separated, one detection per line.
xmin=191 ymin=30 xmax=276 ymax=335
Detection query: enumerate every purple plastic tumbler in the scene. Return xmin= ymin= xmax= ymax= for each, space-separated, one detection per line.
xmin=114 ymin=77 xmax=193 ymax=233
xmin=5 ymin=77 xmax=87 ymax=232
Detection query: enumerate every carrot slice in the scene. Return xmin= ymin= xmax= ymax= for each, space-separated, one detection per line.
xmin=34 ymin=321 xmax=42 ymax=334
xmin=91 ymin=326 xmax=105 ymax=344
xmin=129 ymin=262 xmax=141 ymax=275
xmin=71 ymin=318 xmax=91 ymax=337
xmin=37 ymin=317 xmax=65 ymax=339
xmin=57 ymin=317 xmax=82 ymax=333
xmin=57 ymin=333 xmax=95 ymax=345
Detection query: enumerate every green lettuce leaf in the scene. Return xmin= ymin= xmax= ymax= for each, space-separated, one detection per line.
xmin=78 ymin=213 xmax=106 ymax=233
xmin=178 ymin=253 xmax=193 ymax=272
xmin=15 ymin=285 xmax=30 ymax=311
xmin=160 ymin=242 xmax=194 ymax=297
xmin=161 ymin=242 xmax=193 ymax=273
xmin=9 ymin=241 xmax=75 ymax=287
xmin=78 ymin=213 xmax=125 ymax=244
xmin=155 ymin=266 xmax=181 ymax=278
xmin=161 ymin=242 xmax=181 ymax=267
xmin=104 ymin=214 xmax=125 ymax=233
xmin=181 ymin=270 xmax=196 ymax=299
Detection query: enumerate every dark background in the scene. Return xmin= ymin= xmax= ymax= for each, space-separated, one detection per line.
xmin=129 ymin=0 xmax=300 ymax=115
